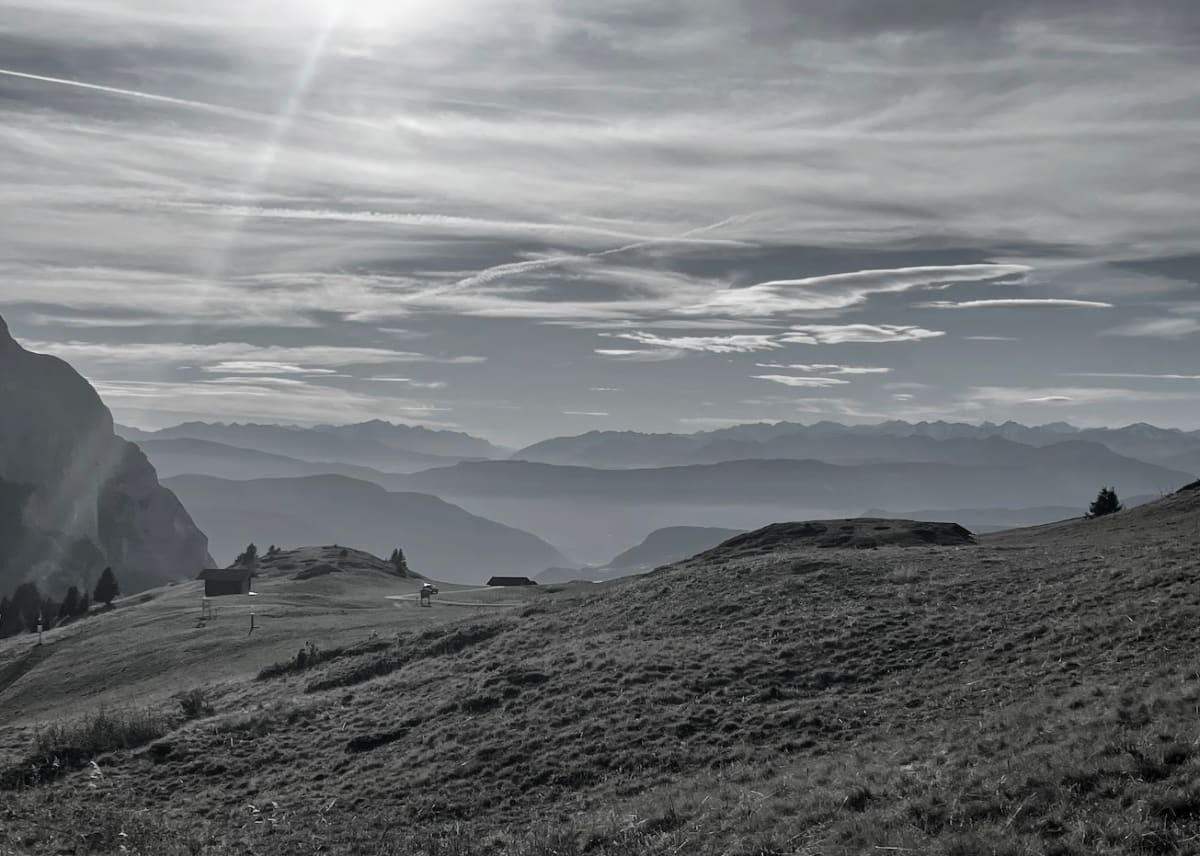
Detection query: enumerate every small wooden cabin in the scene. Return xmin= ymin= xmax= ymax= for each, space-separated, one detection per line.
xmin=198 ymin=568 xmax=253 ymax=597
xmin=486 ymin=576 xmax=538 ymax=587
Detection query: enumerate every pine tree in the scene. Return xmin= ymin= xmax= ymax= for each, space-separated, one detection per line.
xmin=76 ymin=593 xmax=90 ymax=617
xmin=58 ymin=586 xmax=80 ymax=620
xmin=39 ymin=596 xmax=58 ymax=631
xmin=0 ymin=596 xmax=14 ymax=639
xmin=94 ymin=567 xmax=120 ymax=606
xmin=1088 ymin=486 xmax=1123 ymax=518
xmin=1 ymin=583 xmax=44 ymax=634
xmin=389 ymin=547 xmax=409 ymax=574
xmin=236 ymin=543 xmax=258 ymax=567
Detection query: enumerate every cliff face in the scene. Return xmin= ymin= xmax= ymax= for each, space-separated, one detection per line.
xmin=0 ymin=315 xmax=212 ymax=594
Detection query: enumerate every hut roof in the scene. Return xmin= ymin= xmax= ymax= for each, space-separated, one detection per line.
xmin=197 ymin=567 xmax=254 ymax=583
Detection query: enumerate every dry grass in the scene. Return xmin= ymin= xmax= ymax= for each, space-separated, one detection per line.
xmin=4 ymin=490 xmax=1200 ymax=854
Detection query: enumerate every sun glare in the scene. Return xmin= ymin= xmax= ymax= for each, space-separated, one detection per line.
xmin=309 ymin=0 xmax=463 ymax=32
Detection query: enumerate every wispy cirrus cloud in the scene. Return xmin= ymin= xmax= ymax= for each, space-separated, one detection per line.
xmin=23 ymin=340 xmax=484 ymax=369
xmin=605 ymin=332 xmax=782 ymax=355
xmin=755 ymin=363 xmax=891 ymax=375
xmin=782 ymin=325 xmax=945 ymax=345
xmin=1105 ymin=318 xmax=1200 ymax=338
xmin=752 ymin=375 xmax=852 ymax=388
xmin=966 ymin=386 xmax=1195 ymax=406
xmin=692 ymin=264 xmax=1029 ymax=317
xmin=921 ymin=298 xmax=1114 ymax=309
xmin=92 ymin=378 xmax=454 ymax=426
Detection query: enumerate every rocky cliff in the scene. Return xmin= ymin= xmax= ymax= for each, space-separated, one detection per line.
xmin=0 ymin=315 xmax=212 ymax=595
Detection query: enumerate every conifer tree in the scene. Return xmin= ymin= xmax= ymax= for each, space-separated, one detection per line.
xmin=94 ymin=567 xmax=120 ymax=606
xmin=58 ymin=586 xmax=80 ymax=620
xmin=0 ymin=596 xmax=14 ymax=638
xmin=1088 ymin=486 xmax=1123 ymax=518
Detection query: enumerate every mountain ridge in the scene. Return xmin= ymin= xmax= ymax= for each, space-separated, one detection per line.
xmin=163 ymin=472 xmax=569 ymax=583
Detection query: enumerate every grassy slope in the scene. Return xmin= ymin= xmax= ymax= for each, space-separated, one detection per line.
xmin=3 ymin=491 xmax=1200 ymax=854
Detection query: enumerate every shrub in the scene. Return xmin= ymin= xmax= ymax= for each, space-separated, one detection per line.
xmin=1088 ymin=486 xmax=1123 ymax=518
xmin=178 ymin=688 xmax=214 ymax=719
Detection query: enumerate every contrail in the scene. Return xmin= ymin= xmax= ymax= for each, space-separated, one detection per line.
xmin=0 ymin=68 xmax=265 ymax=122
xmin=451 ymin=213 xmax=756 ymax=290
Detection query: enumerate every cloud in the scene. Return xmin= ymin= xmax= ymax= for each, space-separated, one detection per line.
xmin=563 ymin=410 xmax=610 ymax=417
xmin=966 ymin=386 xmax=1194 ymax=406
xmin=1105 ymin=318 xmax=1200 ymax=338
xmin=606 ymin=331 xmax=783 ymax=354
xmin=366 ymin=377 xmax=449 ymax=389
xmin=203 ymin=360 xmax=342 ymax=375
xmin=92 ymin=379 xmax=454 ymax=426
xmin=755 ymin=362 xmax=891 ymax=375
xmin=594 ymin=348 xmax=682 ymax=361
xmin=921 ymin=298 xmax=1114 ymax=309
xmin=1068 ymin=373 xmax=1200 ymax=381
xmin=752 ymin=375 xmax=852 ymax=388
xmin=781 ymin=325 xmax=945 ymax=344
xmin=692 ymin=264 xmax=1029 ymax=317
xmin=22 ymin=340 xmax=483 ymax=369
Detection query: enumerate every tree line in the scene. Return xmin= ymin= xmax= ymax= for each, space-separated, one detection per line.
xmin=0 ymin=567 xmax=119 ymax=639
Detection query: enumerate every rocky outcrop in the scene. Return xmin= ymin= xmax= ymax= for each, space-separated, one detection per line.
xmin=0 ymin=315 xmax=212 ymax=595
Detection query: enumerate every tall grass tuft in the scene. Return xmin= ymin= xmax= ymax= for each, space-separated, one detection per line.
xmin=34 ymin=707 xmax=169 ymax=757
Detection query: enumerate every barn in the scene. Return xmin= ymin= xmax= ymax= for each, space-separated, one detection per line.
xmin=486 ymin=576 xmax=538 ymax=587
xmin=198 ymin=568 xmax=253 ymax=597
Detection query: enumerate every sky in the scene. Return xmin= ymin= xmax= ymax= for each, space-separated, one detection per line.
xmin=1 ymin=0 xmax=1198 ymax=446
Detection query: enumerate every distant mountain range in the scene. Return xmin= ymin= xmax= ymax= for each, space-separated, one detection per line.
xmin=390 ymin=451 xmax=1188 ymax=562
xmin=512 ymin=421 xmax=1200 ymax=469
xmin=132 ymin=438 xmax=411 ymax=487
xmin=397 ymin=451 xmax=1186 ymax=507
xmin=163 ymin=474 xmax=568 ymax=584
xmin=120 ymin=416 xmax=1200 ymax=567
xmin=117 ymin=420 xmax=503 ymax=473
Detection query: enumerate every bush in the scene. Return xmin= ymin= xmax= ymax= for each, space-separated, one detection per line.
xmin=1088 ymin=486 xmax=1123 ymax=518
xmin=178 ymin=688 xmax=214 ymax=719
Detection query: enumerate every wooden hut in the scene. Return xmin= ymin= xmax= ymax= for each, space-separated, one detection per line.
xmin=198 ymin=568 xmax=253 ymax=597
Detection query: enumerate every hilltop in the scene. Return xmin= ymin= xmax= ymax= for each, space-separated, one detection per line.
xmin=3 ymin=484 xmax=1199 ymax=854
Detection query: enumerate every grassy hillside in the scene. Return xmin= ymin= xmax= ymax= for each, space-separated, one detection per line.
xmin=3 ymin=486 xmax=1200 ymax=854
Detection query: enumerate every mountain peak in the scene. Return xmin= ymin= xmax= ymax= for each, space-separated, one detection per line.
xmin=0 ymin=313 xmax=15 ymax=351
